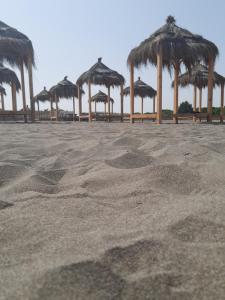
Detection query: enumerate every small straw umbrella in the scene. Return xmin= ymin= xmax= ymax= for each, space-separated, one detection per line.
xmin=0 ymin=63 xmax=21 ymax=112
xmin=50 ymin=77 xmax=80 ymax=121
xmin=0 ymin=85 xmax=6 ymax=110
xmin=127 ymin=16 xmax=219 ymax=124
xmin=172 ymin=63 xmax=225 ymax=121
xmin=123 ymin=77 xmax=157 ymax=119
xmin=77 ymin=58 xmax=125 ymax=122
xmin=0 ymin=20 xmax=35 ymax=121
xmin=91 ymin=90 xmax=114 ymax=117
xmin=34 ymin=87 xmax=52 ymax=119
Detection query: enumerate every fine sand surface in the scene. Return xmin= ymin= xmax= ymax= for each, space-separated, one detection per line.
xmin=1 ymin=122 xmax=225 ymax=300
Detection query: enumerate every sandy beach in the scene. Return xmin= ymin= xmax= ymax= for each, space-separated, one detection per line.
xmin=0 ymin=122 xmax=225 ymax=299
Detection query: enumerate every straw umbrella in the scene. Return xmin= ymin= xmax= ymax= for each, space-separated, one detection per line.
xmin=91 ymin=90 xmax=114 ymax=117
xmin=34 ymin=87 xmax=52 ymax=119
xmin=123 ymin=77 xmax=157 ymax=120
xmin=0 ymin=64 xmax=21 ymax=112
xmin=77 ymin=58 xmax=125 ymax=122
xmin=0 ymin=85 xmax=6 ymax=110
xmin=0 ymin=20 xmax=35 ymax=121
xmin=50 ymin=77 xmax=80 ymax=121
xmin=172 ymin=63 xmax=225 ymax=121
xmin=127 ymin=16 xmax=219 ymax=124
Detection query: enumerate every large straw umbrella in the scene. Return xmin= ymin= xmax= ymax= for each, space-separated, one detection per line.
xmin=172 ymin=63 xmax=225 ymax=121
xmin=0 ymin=85 xmax=6 ymax=110
xmin=50 ymin=77 xmax=80 ymax=121
xmin=127 ymin=16 xmax=219 ymax=124
xmin=77 ymin=58 xmax=125 ymax=122
xmin=123 ymin=77 xmax=157 ymax=120
xmin=0 ymin=64 xmax=21 ymax=112
xmin=0 ymin=20 xmax=35 ymax=121
xmin=91 ymin=90 xmax=114 ymax=117
xmin=34 ymin=87 xmax=52 ymax=119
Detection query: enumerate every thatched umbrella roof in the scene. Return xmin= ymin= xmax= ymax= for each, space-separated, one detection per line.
xmin=124 ymin=77 xmax=156 ymax=98
xmin=127 ymin=16 xmax=219 ymax=70
xmin=172 ymin=63 xmax=225 ymax=89
xmin=0 ymin=84 xmax=6 ymax=95
xmin=77 ymin=58 xmax=125 ymax=87
xmin=50 ymin=76 xmax=82 ymax=99
xmin=0 ymin=63 xmax=21 ymax=91
xmin=34 ymin=87 xmax=51 ymax=102
xmin=0 ymin=20 xmax=35 ymax=68
xmin=91 ymin=90 xmax=114 ymax=103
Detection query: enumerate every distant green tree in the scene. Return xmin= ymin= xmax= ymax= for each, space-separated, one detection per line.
xmin=178 ymin=101 xmax=193 ymax=113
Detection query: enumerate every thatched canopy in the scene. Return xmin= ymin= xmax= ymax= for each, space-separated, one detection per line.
xmin=50 ymin=76 xmax=82 ymax=99
xmin=77 ymin=58 xmax=125 ymax=87
xmin=0 ymin=84 xmax=6 ymax=95
xmin=0 ymin=20 xmax=35 ymax=68
xmin=91 ymin=90 xmax=114 ymax=103
xmin=127 ymin=16 xmax=219 ymax=70
xmin=0 ymin=63 xmax=21 ymax=91
xmin=172 ymin=63 xmax=225 ymax=89
xmin=34 ymin=87 xmax=51 ymax=102
xmin=124 ymin=77 xmax=156 ymax=98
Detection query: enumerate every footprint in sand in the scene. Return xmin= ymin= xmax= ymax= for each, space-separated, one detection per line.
xmin=105 ymin=152 xmax=153 ymax=169
xmin=169 ymin=215 xmax=225 ymax=243
xmin=0 ymin=200 xmax=13 ymax=210
xmin=0 ymin=164 xmax=26 ymax=187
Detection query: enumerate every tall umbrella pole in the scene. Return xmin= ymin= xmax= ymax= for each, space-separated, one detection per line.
xmin=95 ymin=101 xmax=97 ymax=115
xmin=11 ymin=83 xmax=17 ymax=112
xmin=207 ymin=56 xmax=214 ymax=122
xmin=130 ymin=62 xmax=134 ymax=123
xmin=220 ymin=83 xmax=224 ymax=123
xmin=88 ymin=80 xmax=92 ymax=122
xmin=20 ymin=62 xmax=27 ymax=123
xmin=120 ymin=84 xmax=124 ymax=122
xmin=1 ymin=92 xmax=5 ymax=111
xmin=37 ymin=100 xmax=40 ymax=120
xmin=173 ymin=63 xmax=179 ymax=124
xmin=193 ymin=85 xmax=197 ymax=122
xmin=141 ymin=97 xmax=144 ymax=123
xmin=111 ymin=101 xmax=114 ymax=115
xmin=157 ymin=46 xmax=163 ymax=124
xmin=153 ymin=96 xmax=156 ymax=114
xmin=78 ymin=85 xmax=82 ymax=121
xmin=107 ymin=87 xmax=111 ymax=122
xmin=72 ymin=96 xmax=75 ymax=121
xmin=199 ymin=88 xmax=202 ymax=113
xmin=55 ymin=95 xmax=59 ymax=121
xmin=28 ymin=56 xmax=35 ymax=122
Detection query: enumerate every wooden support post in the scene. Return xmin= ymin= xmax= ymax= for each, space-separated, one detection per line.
xmin=220 ymin=84 xmax=224 ymax=123
xmin=193 ymin=85 xmax=197 ymax=122
xmin=28 ymin=56 xmax=35 ymax=122
xmin=11 ymin=83 xmax=17 ymax=112
xmin=104 ymin=102 xmax=106 ymax=120
xmin=120 ymin=84 xmax=124 ymax=122
xmin=207 ymin=56 xmax=214 ymax=122
xmin=141 ymin=97 xmax=144 ymax=123
xmin=173 ymin=63 xmax=179 ymax=124
xmin=88 ymin=81 xmax=92 ymax=122
xmin=20 ymin=62 xmax=27 ymax=123
xmin=157 ymin=46 xmax=163 ymax=124
xmin=78 ymin=85 xmax=82 ymax=121
xmin=130 ymin=62 xmax=134 ymax=123
xmin=1 ymin=93 xmax=4 ymax=111
xmin=108 ymin=86 xmax=111 ymax=122
xmin=73 ymin=96 xmax=75 ymax=121
xmin=153 ymin=96 xmax=156 ymax=114
xmin=95 ymin=101 xmax=97 ymax=114
xmin=199 ymin=88 xmax=202 ymax=112
xmin=37 ymin=100 xmax=40 ymax=120
xmin=55 ymin=95 xmax=59 ymax=121
xmin=112 ymin=102 xmax=114 ymax=115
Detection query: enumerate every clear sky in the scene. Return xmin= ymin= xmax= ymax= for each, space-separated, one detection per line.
xmin=1 ymin=0 xmax=225 ymax=113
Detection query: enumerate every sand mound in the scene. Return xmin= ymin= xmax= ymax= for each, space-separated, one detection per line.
xmin=0 ymin=200 xmax=13 ymax=210
xmin=31 ymin=261 xmax=125 ymax=300
xmin=105 ymin=152 xmax=153 ymax=169
xmin=169 ymin=215 xmax=225 ymax=242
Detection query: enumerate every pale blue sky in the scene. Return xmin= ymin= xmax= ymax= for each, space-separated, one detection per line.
xmin=1 ymin=0 xmax=225 ymax=113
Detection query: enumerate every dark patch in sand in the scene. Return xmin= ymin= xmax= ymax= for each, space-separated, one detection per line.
xmin=105 ymin=152 xmax=153 ymax=169
xmin=0 ymin=200 xmax=13 ymax=210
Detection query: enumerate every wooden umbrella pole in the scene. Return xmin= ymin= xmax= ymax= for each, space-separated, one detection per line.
xmin=20 ymin=62 xmax=27 ymax=123
xmin=173 ymin=63 xmax=179 ymax=124
xmin=38 ymin=100 xmax=40 ymax=120
xmin=112 ymin=102 xmax=114 ymax=115
xmin=108 ymin=86 xmax=111 ymax=122
xmin=11 ymin=83 xmax=17 ymax=112
xmin=153 ymin=96 xmax=156 ymax=114
xmin=28 ymin=56 xmax=35 ymax=122
xmin=73 ymin=96 xmax=75 ymax=121
xmin=207 ymin=56 xmax=214 ymax=122
xmin=120 ymin=84 xmax=124 ymax=122
xmin=1 ymin=92 xmax=4 ymax=111
xmin=78 ymin=85 xmax=82 ymax=121
xmin=199 ymin=88 xmax=202 ymax=112
xmin=157 ymin=45 xmax=163 ymax=124
xmin=141 ymin=97 xmax=144 ymax=123
xmin=88 ymin=80 xmax=92 ymax=122
xmin=220 ymin=83 xmax=224 ymax=123
xmin=104 ymin=102 xmax=106 ymax=120
xmin=55 ymin=95 xmax=59 ymax=121
xmin=95 ymin=101 xmax=97 ymax=115
xmin=130 ymin=62 xmax=134 ymax=123
xmin=193 ymin=85 xmax=197 ymax=122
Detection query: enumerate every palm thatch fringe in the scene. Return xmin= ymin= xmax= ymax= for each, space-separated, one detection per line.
xmin=77 ymin=58 xmax=125 ymax=87
xmin=91 ymin=90 xmax=114 ymax=103
xmin=0 ymin=84 xmax=6 ymax=95
xmin=124 ymin=77 xmax=156 ymax=98
xmin=0 ymin=63 xmax=21 ymax=91
xmin=34 ymin=87 xmax=51 ymax=102
xmin=127 ymin=16 xmax=219 ymax=71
